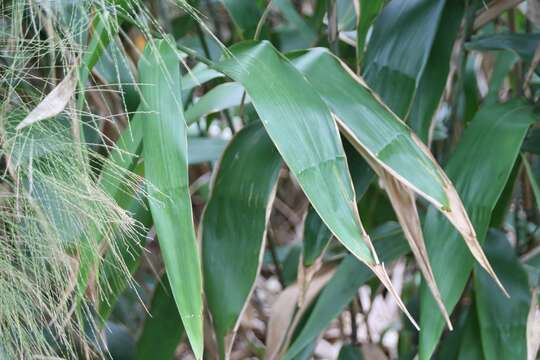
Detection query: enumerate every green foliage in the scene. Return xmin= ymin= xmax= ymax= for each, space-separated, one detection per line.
xmin=1 ymin=0 xmax=540 ymax=359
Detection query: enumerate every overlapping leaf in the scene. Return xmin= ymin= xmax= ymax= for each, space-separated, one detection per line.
xmin=215 ymin=41 xmax=416 ymax=327
xmin=290 ymin=47 xmax=503 ymax=323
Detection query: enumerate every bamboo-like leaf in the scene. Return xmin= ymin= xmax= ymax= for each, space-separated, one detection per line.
xmin=184 ymin=82 xmax=247 ymax=124
xmin=137 ymin=275 xmax=184 ymax=360
xmin=284 ymin=223 xmax=409 ymax=359
xmin=407 ymin=0 xmax=464 ymax=142
xmin=201 ymin=121 xmax=282 ymax=359
xmin=16 ymin=68 xmax=77 ymax=130
xmin=363 ymin=0 xmax=447 ymax=117
xmin=302 ymin=205 xmax=332 ymax=268
xmin=215 ymin=40 xmax=415 ymax=328
xmin=337 ymin=344 xmax=362 ymax=360
xmin=523 ymin=155 xmax=540 ymax=211
xmin=466 ymin=33 xmax=540 ymax=67
xmin=419 ymin=100 xmax=537 ymax=360
xmin=139 ymin=39 xmax=203 ymax=359
xmin=474 ymin=230 xmax=530 ymax=360
xmin=290 ymin=47 xmax=505 ymax=299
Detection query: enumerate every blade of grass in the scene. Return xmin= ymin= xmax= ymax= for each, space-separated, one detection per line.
xmin=201 ymin=121 xmax=282 ymax=359
xmin=139 ymin=38 xmax=203 ymax=359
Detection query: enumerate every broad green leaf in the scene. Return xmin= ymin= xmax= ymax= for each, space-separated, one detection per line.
xmin=336 ymin=0 xmax=357 ymax=31
xmin=217 ymin=41 xmax=375 ymax=268
xmin=137 ymin=275 xmax=184 ymax=360
xmin=216 ymin=39 xmax=415 ymax=328
xmin=474 ymin=230 xmax=530 ymax=360
xmin=419 ymin=100 xmax=537 ymax=360
xmin=407 ymin=0 xmax=464 ymax=142
xmin=363 ymin=0 xmax=447 ymax=117
xmin=285 ymin=222 xmax=409 ymax=359
xmin=202 ymin=121 xmax=282 ymax=359
xmin=184 ymin=82 xmax=247 ymax=123
xmin=290 ymin=48 xmax=501 ymax=296
xmin=139 ymin=39 xmax=203 ymax=359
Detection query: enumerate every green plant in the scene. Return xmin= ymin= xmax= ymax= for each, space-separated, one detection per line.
xmin=1 ymin=0 xmax=539 ymax=359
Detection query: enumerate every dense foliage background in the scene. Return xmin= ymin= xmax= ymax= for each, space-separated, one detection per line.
xmin=1 ymin=0 xmax=540 ymax=359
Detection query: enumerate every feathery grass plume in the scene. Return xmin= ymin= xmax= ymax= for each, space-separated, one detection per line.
xmin=0 ymin=0 xmax=152 ymax=357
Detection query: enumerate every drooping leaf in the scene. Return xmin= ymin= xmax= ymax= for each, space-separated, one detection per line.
xmin=302 ymin=205 xmax=332 ymax=268
xmin=290 ymin=48 xmax=502 ymax=297
xmin=139 ymin=39 xmax=203 ymax=359
xmin=285 ymin=222 xmax=409 ymax=359
xmin=474 ymin=230 xmax=530 ymax=360
xmin=419 ymin=100 xmax=537 ymax=360
xmin=137 ymin=275 xmax=184 ymax=360
xmin=202 ymin=121 xmax=282 ymax=359
xmin=216 ymin=40 xmax=389 ymax=289
xmin=363 ymin=0 xmax=447 ymax=117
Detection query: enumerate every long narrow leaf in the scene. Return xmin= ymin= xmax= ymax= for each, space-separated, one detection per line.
xmin=201 ymin=121 xmax=282 ymax=359
xmin=290 ymin=48 xmax=505 ymax=297
xmin=419 ymin=100 xmax=537 ymax=359
xmin=139 ymin=39 xmax=203 ymax=359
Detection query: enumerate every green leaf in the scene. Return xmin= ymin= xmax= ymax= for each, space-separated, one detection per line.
xmin=522 ymin=155 xmax=540 ymax=211
xmin=363 ymin=0 xmax=447 ymax=117
xmin=290 ymin=48 xmax=496 ymax=291
xmin=139 ymin=39 xmax=203 ymax=359
xmin=188 ymin=137 xmax=228 ymax=164
xmin=216 ymin=41 xmax=377 ymax=270
xmin=407 ymin=0 xmax=464 ymax=142
xmin=184 ymin=82 xmax=246 ymax=124
xmin=201 ymin=121 xmax=282 ymax=358
xmin=457 ymin=307 xmax=485 ymax=360
xmin=419 ymin=100 xmax=537 ymax=360
xmin=285 ymin=222 xmax=409 ymax=359
xmin=474 ymin=230 xmax=531 ymax=360
xmin=273 ymin=0 xmax=318 ymax=51
xmin=484 ymin=51 xmax=518 ymax=105
xmin=137 ymin=275 xmax=184 ymax=360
